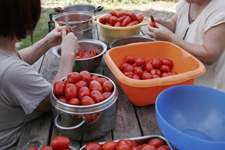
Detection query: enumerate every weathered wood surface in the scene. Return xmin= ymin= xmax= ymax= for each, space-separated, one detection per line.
xmin=17 ymin=14 xmax=177 ymax=150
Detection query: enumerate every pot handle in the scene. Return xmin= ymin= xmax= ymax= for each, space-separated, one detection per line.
xmin=92 ymin=16 xmax=102 ymax=25
xmin=138 ymin=17 xmax=149 ymax=26
xmin=54 ymin=114 xmax=86 ymax=130
xmin=94 ymin=6 xmax=104 ymax=13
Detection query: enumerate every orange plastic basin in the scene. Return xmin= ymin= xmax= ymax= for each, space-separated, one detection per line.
xmin=104 ymin=41 xmax=206 ymax=106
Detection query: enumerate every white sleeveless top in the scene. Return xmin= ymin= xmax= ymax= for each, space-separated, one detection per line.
xmin=175 ymin=0 xmax=225 ymax=92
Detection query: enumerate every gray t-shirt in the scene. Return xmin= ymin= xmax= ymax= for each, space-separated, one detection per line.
xmin=0 ymin=50 xmax=52 ymax=149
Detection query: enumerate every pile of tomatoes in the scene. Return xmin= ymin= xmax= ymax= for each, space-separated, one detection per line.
xmin=28 ymin=136 xmax=70 ymax=150
xmin=85 ymin=137 xmax=171 ymax=150
xmin=99 ymin=9 xmax=144 ymax=27
xmin=120 ymin=55 xmax=177 ymax=80
xmin=75 ymin=49 xmax=97 ymax=59
xmin=53 ymin=71 xmax=114 ymax=106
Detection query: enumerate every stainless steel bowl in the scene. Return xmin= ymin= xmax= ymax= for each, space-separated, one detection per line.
xmin=50 ymin=73 xmax=118 ymax=141
xmin=53 ymin=12 xmax=94 ymax=40
xmin=109 ymin=35 xmax=156 ymax=49
xmin=52 ymin=39 xmax=107 ymax=73
xmin=63 ymin=4 xmax=104 ymax=14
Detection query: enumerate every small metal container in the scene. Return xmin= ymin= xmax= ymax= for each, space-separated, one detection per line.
xmin=53 ymin=12 xmax=94 ymax=40
xmin=50 ymin=73 xmax=118 ymax=141
xmin=79 ymin=135 xmax=173 ymax=150
xmin=52 ymin=39 xmax=107 ymax=72
xmin=109 ymin=35 xmax=156 ymax=49
xmin=63 ymin=4 xmax=104 ymax=14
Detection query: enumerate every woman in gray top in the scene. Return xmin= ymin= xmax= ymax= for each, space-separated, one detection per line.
xmin=0 ymin=0 xmax=79 ymax=149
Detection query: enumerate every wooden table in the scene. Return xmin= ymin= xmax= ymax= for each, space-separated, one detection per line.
xmin=16 ymin=18 xmax=176 ymax=150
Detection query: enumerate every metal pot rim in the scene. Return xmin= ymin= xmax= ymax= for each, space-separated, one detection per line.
xmin=52 ymin=12 xmax=94 ymax=23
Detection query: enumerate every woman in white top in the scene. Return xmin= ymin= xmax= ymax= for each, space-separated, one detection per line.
xmin=147 ymin=0 xmax=225 ymax=92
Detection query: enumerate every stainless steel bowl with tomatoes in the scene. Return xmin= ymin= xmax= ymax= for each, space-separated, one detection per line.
xmin=52 ymin=39 xmax=107 ymax=72
xmin=51 ymin=71 xmax=118 ymax=141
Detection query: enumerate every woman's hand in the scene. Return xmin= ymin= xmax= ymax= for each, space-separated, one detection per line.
xmin=147 ymin=21 xmax=174 ymax=42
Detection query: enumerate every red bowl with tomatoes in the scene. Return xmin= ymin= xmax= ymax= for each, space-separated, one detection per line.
xmin=104 ymin=41 xmax=205 ymax=106
xmin=50 ymin=72 xmax=118 ymax=141
xmin=52 ymin=39 xmax=107 ymax=73
xmin=79 ymin=135 xmax=173 ymax=150
xmin=92 ymin=11 xmax=148 ymax=44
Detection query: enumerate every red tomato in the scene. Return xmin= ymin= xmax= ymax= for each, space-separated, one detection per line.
xmin=122 ymin=16 xmax=132 ymax=27
xmin=89 ymin=80 xmax=103 ymax=93
xmin=75 ymin=80 xmax=88 ymax=89
xmin=110 ymin=16 xmax=118 ymax=26
xmin=67 ymin=72 xmax=81 ymax=84
xmin=150 ymin=15 xmax=156 ymax=27
xmin=125 ymin=55 xmax=135 ymax=64
xmin=80 ymin=70 xmax=92 ymax=84
xmin=135 ymin=57 xmax=146 ymax=66
xmin=148 ymin=138 xmax=163 ymax=148
xmin=117 ymin=11 xmax=128 ymax=17
xmin=91 ymin=112 xmax=100 ymax=122
xmin=51 ymin=136 xmax=70 ymax=150
xmin=68 ymin=98 xmax=80 ymax=105
xmin=147 ymin=59 xmax=153 ymax=64
xmin=89 ymin=49 xmax=97 ymax=57
xmin=109 ymin=9 xmax=119 ymax=16
xmin=171 ymin=71 xmax=177 ymax=75
xmin=137 ymin=13 xmax=144 ymax=23
xmin=123 ymin=71 xmax=134 ymax=78
xmin=90 ymin=90 xmax=105 ymax=103
xmin=85 ymin=114 xmax=92 ymax=123
xmin=144 ymin=63 xmax=153 ymax=72
xmin=152 ymin=58 xmax=162 ymax=69
xmin=116 ymin=140 xmax=130 ymax=150
xmin=58 ymin=96 xmax=68 ymax=103
xmin=65 ymin=84 xmax=78 ymax=100
xmin=78 ymin=86 xmax=90 ymax=100
xmin=97 ymin=78 xmax=108 ymax=85
xmin=99 ymin=16 xmax=106 ymax=24
xmin=156 ymin=69 xmax=162 ymax=77
xmin=105 ymin=22 xmax=112 ymax=26
xmin=150 ymin=68 xmax=157 ymax=75
xmin=134 ymin=68 xmax=143 ymax=76
xmin=134 ymin=66 xmax=143 ymax=71
xmin=82 ymin=52 xmax=91 ymax=58
xmin=85 ymin=142 xmax=102 ymax=150
xmin=142 ymin=72 xmax=152 ymax=80
xmin=75 ymin=55 xmax=82 ymax=59
xmin=127 ymin=21 xmax=138 ymax=26
xmin=161 ymin=59 xmax=173 ymax=68
xmin=40 ymin=146 xmax=53 ymax=150
xmin=124 ymin=65 xmax=134 ymax=72
xmin=53 ymin=80 xmax=65 ymax=96
xmin=77 ymin=49 xmax=86 ymax=57
xmin=81 ymin=96 xmax=96 ymax=105
xmin=102 ymin=91 xmax=112 ymax=99
xmin=114 ymin=22 xmax=121 ymax=27
xmin=131 ymin=146 xmax=140 ymax=150
xmin=140 ymin=144 xmax=157 ymax=150
xmin=117 ymin=15 xmax=127 ymax=23
xmin=152 ymin=74 xmax=160 ymax=79
xmin=160 ymin=65 xmax=171 ymax=73
xmin=128 ymin=11 xmax=139 ymax=21
xmin=28 ymin=147 xmax=38 ymax=150
xmin=105 ymin=14 xmax=112 ymax=22
xmin=133 ymin=74 xmax=141 ymax=80
xmin=120 ymin=63 xmax=130 ymax=72
xmin=63 ymin=78 xmax=69 ymax=85
xmin=161 ymin=73 xmax=169 ymax=77
xmin=92 ymin=75 xmax=99 ymax=80
xmin=102 ymin=141 xmax=117 ymax=150
xmin=157 ymin=145 xmax=171 ymax=150
xmin=125 ymin=140 xmax=137 ymax=147
xmin=103 ymin=80 xmax=113 ymax=92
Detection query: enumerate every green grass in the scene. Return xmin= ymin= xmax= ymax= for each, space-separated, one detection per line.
xmin=17 ymin=1 xmax=177 ymax=50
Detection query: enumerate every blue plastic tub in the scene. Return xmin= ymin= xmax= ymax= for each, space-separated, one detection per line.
xmin=155 ymin=85 xmax=225 ymax=150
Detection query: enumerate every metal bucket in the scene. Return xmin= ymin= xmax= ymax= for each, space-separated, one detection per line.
xmin=53 ymin=12 xmax=94 ymax=40
xmin=50 ymin=73 xmax=118 ymax=141
xmin=63 ymin=4 xmax=104 ymax=14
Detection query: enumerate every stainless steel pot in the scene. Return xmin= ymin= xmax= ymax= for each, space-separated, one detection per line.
xmin=109 ymin=35 xmax=156 ymax=49
xmin=53 ymin=12 xmax=94 ymax=40
xmin=50 ymin=73 xmax=118 ymax=141
xmin=63 ymin=4 xmax=104 ymax=14
xmin=52 ymin=39 xmax=107 ymax=73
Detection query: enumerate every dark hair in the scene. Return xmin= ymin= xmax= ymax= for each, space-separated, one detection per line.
xmin=0 ymin=0 xmax=41 ymax=40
